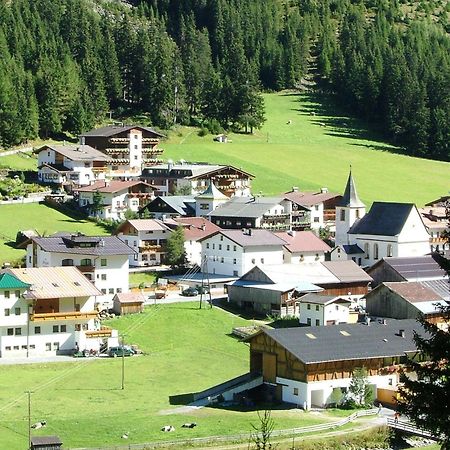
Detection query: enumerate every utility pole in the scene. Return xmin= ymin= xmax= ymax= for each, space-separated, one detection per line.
xmin=26 ymin=390 xmax=32 ymax=450
xmin=199 ymin=255 xmax=212 ymax=309
xmin=120 ymin=333 xmax=126 ymax=390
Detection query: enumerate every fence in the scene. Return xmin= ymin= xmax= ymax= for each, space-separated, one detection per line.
xmin=386 ymin=418 xmax=438 ymax=440
xmin=70 ymin=408 xmax=380 ymax=450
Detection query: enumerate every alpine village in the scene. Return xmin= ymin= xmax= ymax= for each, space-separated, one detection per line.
xmin=0 ymin=1 xmax=449 ymax=449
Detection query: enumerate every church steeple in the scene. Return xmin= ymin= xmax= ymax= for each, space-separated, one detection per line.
xmin=339 ymin=169 xmax=365 ymax=208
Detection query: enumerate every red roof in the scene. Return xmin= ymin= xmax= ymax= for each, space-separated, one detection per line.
xmin=274 ymin=231 xmax=331 ymax=253
xmin=284 ymin=191 xmax=341 ymax=206
xmin=174 ymin=217 xmax=221 ymax=241
xmin=76 ymin=180 xmax=154 ymax=193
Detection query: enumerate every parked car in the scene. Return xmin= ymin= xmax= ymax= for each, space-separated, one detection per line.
xmin=108 ymin=346 xmax=135 ymax=357
xmin=196 ymin=285 xmax=210 ymax=294
xmin=181 ymin=287 xmax=198 ymax=297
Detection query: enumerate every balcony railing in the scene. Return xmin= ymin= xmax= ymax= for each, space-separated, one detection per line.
xmin=31 ymin=311 xmax=98 ymax=322
xmin=140 ymin=244 xmax=164 ymax=253
xmin=262 ymin=213 xmax=290 ymax=219
xmin=77 ymin=265 xmax=95 ymax=273
xmin=85 ymin=326 xmax=113 ymax=338
xmin=142 ymin=147 xmax=164 ymax=154
xmin=109 ymin=137 xmax=130 ymax=143
xmin=142 ymin=138 xmax=160 ymax=143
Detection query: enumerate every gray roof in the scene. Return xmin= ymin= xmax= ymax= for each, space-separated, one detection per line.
xmin=259 ymin=319 xmax=425 ymax=364
xmin=195 ymin=182 xmax=229 ymax=200
xmin=37 ymin=145 xmax=111 ymax=162
xmin=298 ymin=293 xmax=351 ymax=305
xmin=371 ymin=255 xmax=448 ymax=280
xmin=31 ymin=435 xmax=63 ymax=445
xmin=349 ymin=202 xmax=416 ymax=236
xmin=207 ymin=229 xmax=287 ymax=247
xmin=81 ymin=125 xmax=164 ymax=138
xmin=141 ymin=196 xmax=196 ymax=216
xmin=343 ymin=244 xmax=364 ymax=254
xmin=32 ymin=235 xmax=135 ymax=256
xmin=339 ymin=171 xmax=365 ymax=207
xmin=210 ymin=196 xmax=284 ymax=218
xmin=419 ymin=279 xmax=450 ymax=300
xmin=322 ymin=260 xmax=373 ymax=283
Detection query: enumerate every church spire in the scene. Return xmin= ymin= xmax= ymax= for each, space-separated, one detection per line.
xmin=339 ymin=169 xmax=365 ymax=208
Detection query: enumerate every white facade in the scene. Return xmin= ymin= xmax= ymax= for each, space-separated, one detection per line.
xmin=185 ymin=240 xmax=202 ymax=266
xmin=26 ymin=248 xmax=129 ymax=309
xmin=298 ymin=300 xmax=351 ymax=326
xmin=335 ymin=205 xmax=366 ymax=247
xmin=284 ymin=250 xmax=325 ymax=264
xmin=201 ymin=234 xmax=284 ymax=277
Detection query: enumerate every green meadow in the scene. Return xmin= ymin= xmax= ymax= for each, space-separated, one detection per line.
xmin=0 ymin=303 xmax=345 ymax=449
xmin=165 ymin=91 xmax=449 ymax=206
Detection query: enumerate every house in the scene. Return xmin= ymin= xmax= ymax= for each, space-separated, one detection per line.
xmin=194 ymin=182 xmax=229 ymax=217
xmin=139 ymin=195 xmax=196 ymax=219
xmin=298 ymin=294 xmax=355 ymax=326
xmin=115 ymin=219 xmax=172 ymax=267
xmin=0 ymin=267 xmax=115 ymax=358
xmin=329 ymin=244 xmax=365 ymax=266
xmin=367 ymin=255 xmax=448 ymax=288
xmin=209 ymin=196 xmax=292 ymax=230
xmin=35 ymin=144 xmax=111 ymax=187
xmin=141 ymin=161 xmax=253 ymax=197
xmin=199 ymin=229 xmax=287 ymax=277
xmin=173 ymin=217 xmax=221 ymax=266
xmin=274 ymin=230 xmax=331 ymax=263
xmin=284 ymin=187 xmax=342 ymax=232
xmin=81 ymin=125 xmax=165 ymax=178
xmin=245 ymin=319 xmax=425 ymax=409
xmin=227 ymin=261 xmax=371 ymax=314
xmin=26 ymin=234 xmax=134 ymax=309
xmin=112 ymin=292 xmax=145 ymax=315
xmin=419 ymin=206 xmax=449 ymax=253
xmin=334 ymin=171 xmax=431 ymax=267
xmin=364 ymin=281 xmax=449 ymax=324
xmin=75 ymin=180 xmax=155 ymax=220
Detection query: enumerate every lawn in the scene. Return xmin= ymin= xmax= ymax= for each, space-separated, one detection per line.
xmin=164 ymin=91 xmax=450 ymax=206
xmin=129 ymin=271 xmax=158 ymax=288
xmin=0 ymin=303 xmax=345 ymax=449
xmin=0 ymin=152 xmax=38 ymax=171
xmin=0 ymin=203 xmax=108 ymax=264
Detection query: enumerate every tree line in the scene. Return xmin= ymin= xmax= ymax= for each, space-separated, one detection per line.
xmin=0 ymin=0 xmax=448 ymax=161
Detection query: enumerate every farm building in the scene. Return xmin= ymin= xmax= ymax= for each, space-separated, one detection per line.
xmin=31 ymin=436 xmax=63 ymax=450
xmin=297 ymin=294 xmax=355 ymax=326
xmin=113 ymin=292 xmax=145 ymax=315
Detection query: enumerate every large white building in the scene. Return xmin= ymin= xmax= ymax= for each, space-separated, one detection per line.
xmin=199 ymin=229 xmax=287 ymax=277
xmin=0 ymin=267 xmax=116 ymax=359
xmin=26 ymin=234 xmax=134 ymax=309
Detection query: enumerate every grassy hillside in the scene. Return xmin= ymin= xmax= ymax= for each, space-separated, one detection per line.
xmin=165 ymin=91 xmax=449 ymax=206
xmin=0 ymin=204 xmax=107 ymax=264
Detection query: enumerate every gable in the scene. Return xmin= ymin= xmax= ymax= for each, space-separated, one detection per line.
xmin=241 ymin=266 xmax=276 ymax=283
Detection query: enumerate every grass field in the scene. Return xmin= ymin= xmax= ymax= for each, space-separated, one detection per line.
xmin=164 ymin=91 xmax=449 ymax=206
xmin=129 ymin=271 xmax=158 ymax=288
xmin=0 ymin=203 xmax=107 ymax=264
xmin=0 ymin=303 xmax=345 ymax=449
xmin=0 ymin=152 xmax=38 ymax=171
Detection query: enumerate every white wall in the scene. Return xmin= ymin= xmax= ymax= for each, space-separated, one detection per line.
xmin=285 ymin=250 xmax=325 ymax=264
xmin=128 ymin=129 xmax=143 ymax=174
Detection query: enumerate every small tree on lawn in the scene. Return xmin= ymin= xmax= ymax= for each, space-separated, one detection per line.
xmin=165 ymin=226 xmax=187 ymax=268
xmin=344 ymin=367 xmax=374 ymax=408
xmin=250 ymin=409 xmax=276 ymax=450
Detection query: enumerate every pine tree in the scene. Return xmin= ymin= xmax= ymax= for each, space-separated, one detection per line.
xmin=165 ymin=226 xmax=187 ymax=268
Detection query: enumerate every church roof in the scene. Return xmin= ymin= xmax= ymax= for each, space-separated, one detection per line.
xmin=195 ymin=183 xmax=229 ymax=200
xmin=338 ymin=171 xmax=365 ymax=208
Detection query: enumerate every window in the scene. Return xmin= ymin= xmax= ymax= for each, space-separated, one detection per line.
xmin=109 ymin=288 xmax=114 ymax=294
xmin=307 ymin=318 xmax=311 ymax=326
xmin=364 ymin=243 xmax=370 ymax=259
xmin=134 ymin=144 xmax=138 ymax=149
xmin=45 ymin=343 xmax=51 ymax=351
xmin=15 ymin=290 xmax=20 ymax=298
xmin=53 ymin=342 xmax=59 ymax=351
xmin=15 ymin=328 xmax=21 ymax=336
xmin=220 ymin=257 xmax=224 ymax=263
xmin=5 ymin=346 xmax=11 ymax=351
xmin=200 ymin=203 xmax=209 ymax=210
xmin=261 ymin=258 xmax=264 ymax=264
xmin=206 ymin=243 xmax=210 ymax=249
xmin=60 ymin=325 xmax=66 ymax=332
xmin=373 ymin=243 xmax=379 ymax=260
xmin=75 ymin=324 xmax=81 ymax=331
xmin=80 ymin=258 xmax=92 ymax=266
xmin=53 ymin=325 xmax=59 ymax=333
xmin=314 ymin=217 xmax=320 ymax=223
xmin=15 ymin=307 xmax=20 ymax=315
xmin=335 ymin=305 xmax=339 ymax=311
xmin=315 ymin=205 xmax=319 ymax=211
xmin=4 ymin=291 xmax=10 ymax=299
xmin=101 ymin=259 xmax=107 ymax=267
xmin=218 ymin=244 xmax=222 ymax=250
xmin=315 ymin=305 xmax=319 ymax=311
xmin=388 ymin=378 xmax=393 ymax=386
xmin=29 ymin=345 xmax=35 ymax=349
xmin=340 ymin=209 xmax=345 ymax=221
xmin=101 ymin=289 xmax=107 ymax=294
xmin=35 ymin=326 xmax=41 ymax=334
xmin=233 ymin=258 xmax=237 ymax=264
xmin=7 ymin=328 xmax=13 ymax=336
xmin=293 ymin=388 xmax=299 ymax=396
xmin=233 ymin=270 xmax=238 ymax=276
xmin=4 ymin=308 xmax=10 ymax=316
xmin=101 ymin=274 xmax=107 ymax=281
xmin=212 ymin=244 xmax=215 ymax=250
xmin=233 ymin=245 xmax=237 ymax=251
xmin=117 ymin=288 xmax=122 ymax=293
xmin=13 ymin=346 xmax=19 ymax=350
xmin=315 ymin=319 xmax=320 ymax=326
xmin=220 ymin=235 xmax=224 ymax=241
xmin=307 ymin=304 xmax=311 ymax=310
xmin=134 ymin=134 xmax=138 ymax=139
xmin=356 ymin=208 xmax=360 ymax=219
xmin=251 ymin=258 xmax=256 ymax=264
xmin=227 ymin=245 xmax=230 ymax=251
xmin=387 ymin=244 xmax=393 ymax=257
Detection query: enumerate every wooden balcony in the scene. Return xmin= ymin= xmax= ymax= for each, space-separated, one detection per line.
xmin=142 ymin=147 xmax=164 ymax=154
xmin=109 ymin=137 xmax=130 ymax=143
xmin=31 ymin=311 xmax=98 ymax=322
xmin=77 ymin=265 xmax=95 ymax=273
xmin=142 ymin=138 xmax=160 ymax=143
xmin=430 ymin=237 xmax=446 ymax=243
xmin=140 ymin=244 xmax=163 ymax=253
xmin=85 ymin=326 xmax=113 ymax=338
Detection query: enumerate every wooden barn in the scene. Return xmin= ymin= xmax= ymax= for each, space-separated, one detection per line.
xmin=112 ymin=292 xmax=145 ymax=315
xmin=31 ymin=436 xmax=63 ymax=450
xmin=245 ymin=319 xmax=425 ymax=409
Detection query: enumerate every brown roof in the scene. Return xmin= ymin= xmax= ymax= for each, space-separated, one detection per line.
xmin=322 ymin=260 xmax=373 ymax=283
xmin=118 ymin=219 xmax=172 ymax=233
xmin=8 ymin=267 xmax=102 ymax=299
xmin=284 ymin=190 xmax=341 ymax=206
xmin=114 ymin=292 xmax=145 ymax=304
xmin=174 ymin=217 xmax=221 ymax=241
xmin=384 ymin=281 xmax=444 ymax=303
xmin=75 ymin=180 xmax=154 ymax=194
xmin=36 ymin=144 xmax=110 ymax=162
xmin=274 ymin=231 xmax=331 ymax=253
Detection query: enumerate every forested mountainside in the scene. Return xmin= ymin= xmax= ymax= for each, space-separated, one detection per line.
xmin=0 ymin=0 xmax=449 ymax=160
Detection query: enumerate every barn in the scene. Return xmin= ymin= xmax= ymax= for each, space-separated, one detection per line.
xmin=112 ymin=292 xmax=145 ymax=315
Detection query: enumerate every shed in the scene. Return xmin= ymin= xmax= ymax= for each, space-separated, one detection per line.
xmin=213 ymin=134 xmax=228 ymax=143
xmin=31 ymin=435 xmax=63 ymax=450
xmin=113 ymin=292 xmax=145 ymax=315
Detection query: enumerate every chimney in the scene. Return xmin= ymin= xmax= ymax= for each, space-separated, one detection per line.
xmin=292 ymin=186 xmax=298 ymax=192
xmin=399 ymin=329 xmax=405 ymax=338
xmin=201 ymin=223 xmax=206 ymax=231
xmin=320 ymin=187 xmax=328 ymax=194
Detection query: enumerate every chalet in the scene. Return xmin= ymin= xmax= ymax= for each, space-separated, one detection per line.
xmin=139 ymin=195 xmax=196 ymax=219
xmin=75 ymin=180 xmax=155 ymax=220
xmin=35 ymin=144 xmax=110 ymax=187
xmin=81 ymin=125 xmax=165 ymax=178
xmin=298 ymin=294 xmax=355 ymax=326
xmin=367 ymin=255 xmax=448 ymax=288
xmin=227 ymin=261 xmax=372 ymax=314
xmin=419 ymin=206 xmax=449 ymax=253
xmin=199 ymin=229 xmax=286 ymax=277
xmin=245 ymin=319 xmax=426 ymax=409
xmin=209 ymin=196 xmax=292 ymax=231
xmin=333 ymin=172 xmax=430 ymax=266
xmin=26 ymin=234 xmax=134 ymax=309
xmin=364 ymin=281 xmax=449 ymax=324
xmin=115 ymin=219 xmax=172 ymax=267
xmin=141 ymin=162 xmax=253 ymax=197
xmin=274 ymin=230 xmax=331 ymax=263
xmin=284 ymin=187 xmax=342 ymax=232
xmin=112 ymin=292 xmax=145 ymax=315
xmin=173 ymin=217 xmax=221 ymax=266
xmin=0 ymin=267 xmax=116 ymax=358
